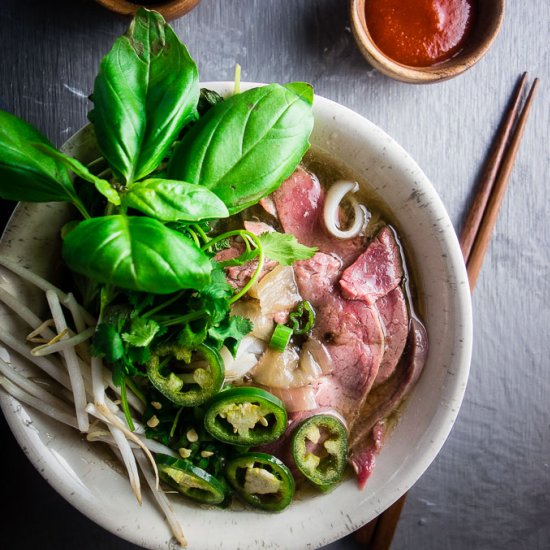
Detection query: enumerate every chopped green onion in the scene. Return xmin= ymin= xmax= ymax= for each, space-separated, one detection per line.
xmin=288 ymin=300 xmax=315 ymax=334
xmin=269 ymin=324 xmax=293 ymax=352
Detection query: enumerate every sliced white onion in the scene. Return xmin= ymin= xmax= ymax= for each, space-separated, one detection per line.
xmin=301 ymin=338 xmax=333 ymax=375
xmin=231 ymin=300 xmax=274 ymax=341
xmin=323 ymin=180 xmax=368 ymax=239
xmin=221 ymin=335 xmax=266 ymax=381
xmin=249 ymin=265 xmax=302 ymax=315
xmin=265 ymin=385 xmax=318 ymax=413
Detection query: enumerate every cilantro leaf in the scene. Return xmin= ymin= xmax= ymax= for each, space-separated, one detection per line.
xmin=217 ymin=247 xmax=258 ymax=268
xmin=127 ymin=345 xmax=152 ymax=366
xmin=208 ymin=315 xmax=253 ymax=356
xmin=122 ymin=317 xmax=161 ymax=347
xmin=92 ymin=322 xmax=124 ymax=362
xmin=176 ymin=320 xmax=208 ymax=350
xmin=196 ymin=262 xmax=233 ymax=324
xmin=258 ymin=231 xmax=317 ymax=265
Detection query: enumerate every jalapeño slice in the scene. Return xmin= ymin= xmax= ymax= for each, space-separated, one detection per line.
xmin=204 ymin=387 xmax=287 ymax=446
xmin=146 ymin=343 xmax=224 ymax=407
xmin=156 ymin=453 xmax=228 ymax=505
xmin=291 ymin=414 xmax=348 ymax=491
xmin=225 ymin=452 xmax=294 ymax=511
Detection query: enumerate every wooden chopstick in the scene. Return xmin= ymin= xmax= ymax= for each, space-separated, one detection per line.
xmin=465 ymin=76 xmax=538 ymax=287
xmin=459 ymin=73 xmax=528 ymax=260
xmin=354 ymin=73 xmax=538 ymax=549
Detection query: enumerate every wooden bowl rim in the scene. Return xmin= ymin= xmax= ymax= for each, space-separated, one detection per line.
xmin=94 ymin=0 xmax=201 ymax=20
xmin=350 ymin=0 xmax=505 ymax=83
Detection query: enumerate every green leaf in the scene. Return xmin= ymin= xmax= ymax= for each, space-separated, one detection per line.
xmin=176 ymin=320 xmax=208 ymax=350
xmin=195 ymin=262 xmax=234 ymax=324
xmin=62 ymin=215 xmax=212 ymax=294
xmin=168 ymin=83 xmax=314 ymax=214
xmin=122 ymin=178 xmax=229 ymax=221
xmin=208 ymin=315 xmax=253 ymax=357
xmin=92 ymin=322 xmax=125 ymax=362
xmin=284 ymin=82 xmax=314 ymax=104
xmin=198 ymin=88 xmax=224 ymax=116
xmin=0 ymin=109 xmax=79 ymax=204
xmin=91 ymin=8 xmax=200 ymax=184
xmin=122 ymin=317 xmax=161 ymax=347
xmin=34 ymin=144 xmax=121 ymax=206
xmin=258 ymin=231 xmax=317 ymax=265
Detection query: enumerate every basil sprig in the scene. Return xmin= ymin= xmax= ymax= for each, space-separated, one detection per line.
xmin=90 ymin=8 xmax=200 ymax=185
xmin=0 ymin=8 xmax=314 ymax=297
xmin=168 ymin=82 xmax=314 ymax=214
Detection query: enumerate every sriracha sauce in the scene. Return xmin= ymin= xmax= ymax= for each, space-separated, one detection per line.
xmin=365 ymin=0 xmax=475 ymax=67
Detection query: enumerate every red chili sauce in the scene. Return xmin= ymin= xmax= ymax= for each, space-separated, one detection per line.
xmin=365 ymin=0 xmax=475 ymax=67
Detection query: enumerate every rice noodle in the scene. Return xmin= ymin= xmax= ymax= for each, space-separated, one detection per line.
xmin=323 ymin=180 xmax=368 ymax=239
xmin=46 ymin=290 xmax=89 ymax=432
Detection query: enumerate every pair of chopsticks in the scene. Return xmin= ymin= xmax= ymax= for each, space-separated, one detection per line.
xmin=354 ymin=72 xmax=539 ymax=549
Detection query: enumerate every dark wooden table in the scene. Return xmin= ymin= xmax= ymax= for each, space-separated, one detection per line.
xmin=1 ymin=1 xmax=549 ymax=549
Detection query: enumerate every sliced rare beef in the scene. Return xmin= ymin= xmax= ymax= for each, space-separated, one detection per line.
xmin=273 ymin=166 xmax=366 ymax=266
xmin=339 ymin=226 xmax=404 ymax=304
xmin=374 ymin=286 xmax=409 ymax=385
xmin=348 ymin=317 xmax=428 ymax=489
xmin=294 ymin=252 xmax=385 ymax=426
xmin=334 ymin=225 xmax=408 ymax=385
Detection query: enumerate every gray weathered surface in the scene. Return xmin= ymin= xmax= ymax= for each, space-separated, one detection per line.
xmin=0 ymin=1 xmax=548 ymax=548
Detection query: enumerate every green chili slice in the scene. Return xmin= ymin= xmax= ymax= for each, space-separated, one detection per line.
xmin=146 ymin=343 xmax=224 ymax=407
xmin=269 ymin=323 xmax=293 ymax=352
xmin=156 ymin=453 xmax=228 ymax=505
xmin=291 ymin=414 xmax=348 ymax=491
xmin=225 ymin=452 xmax=295 ymax=511
xmin=288 ymin=300 xmax=315 ymax=334
xmin=204 ymin=387 xmax=287 ymax=446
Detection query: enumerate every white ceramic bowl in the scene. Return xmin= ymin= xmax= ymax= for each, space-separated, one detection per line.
xmin=0 ymin=82 xmax=472 ymax=549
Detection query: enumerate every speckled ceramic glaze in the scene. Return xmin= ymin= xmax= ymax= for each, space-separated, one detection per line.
xmin=0 ymin=83 xmax=472 ymax=549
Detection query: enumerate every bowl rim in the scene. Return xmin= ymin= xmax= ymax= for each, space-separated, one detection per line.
xmin=94 ymin=0 xmax=201 ymax=20
xmin=349 ymin=0 xmax=505 ymax=83
xmin=0 ymin=82 xmax=473 ymax=549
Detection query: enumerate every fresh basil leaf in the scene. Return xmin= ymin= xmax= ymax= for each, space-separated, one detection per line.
xmin=259 ymin=231 xmax=317 ymax=265
xmin=168 ymin=83 xmax=314 ymax=214
xmin=284 ymin=82 xmax=314 ymax=104
xmin=91 ymin=8 xmax=200 ymax=184
xmin=122 ymin=178 xmax=229 ymax=221
xmin=34 ymin=144 xmax=121 ymax=206
xmin=62 ymin=215 xmax=211 ymax=294
xmin=208 ymin=315 xmax=253 ymax=357
xmin=0 ymin=109 xmax=79 ymax=203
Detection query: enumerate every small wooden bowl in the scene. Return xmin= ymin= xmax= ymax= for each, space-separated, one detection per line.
xmin=350 ymin=0 xmax=505 ymax=83
xmin=95 ymin=0 xmax=201 ymax=20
